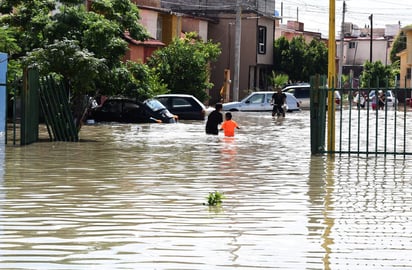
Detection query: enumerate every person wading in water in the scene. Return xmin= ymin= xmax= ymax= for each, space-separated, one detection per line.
xmin=271 ymin=89 xmax=287 ymax=117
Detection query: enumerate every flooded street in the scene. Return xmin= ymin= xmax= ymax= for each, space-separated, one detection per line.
xmin=1 ymin=110 xmax=412 ymax=269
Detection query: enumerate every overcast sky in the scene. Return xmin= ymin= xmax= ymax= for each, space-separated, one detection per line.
xmin=278 ymin=0 xmax=412 ymax=37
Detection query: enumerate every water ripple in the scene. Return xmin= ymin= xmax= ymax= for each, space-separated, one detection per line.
xmin=1 ymin=111 xmax=412 ymax=269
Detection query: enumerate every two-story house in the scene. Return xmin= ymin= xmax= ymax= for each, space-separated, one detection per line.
xmin=336 ymin=23 xmax=399 ymax=79
xmin=397 ymin=25 xmax=412 ymax=89
xmin=161 ymin=0 xmax=277 ymax=103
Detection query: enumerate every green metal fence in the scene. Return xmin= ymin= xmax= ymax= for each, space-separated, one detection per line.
xmin=7 ymin=69 xmax=79 ymax=145
xmin=20 ymin=68 xmax=40 ymax=145
xmin=39 ymin=75 xmax=78 ymax=142
xmin=311 ymin=79 xmax=412 ymax=156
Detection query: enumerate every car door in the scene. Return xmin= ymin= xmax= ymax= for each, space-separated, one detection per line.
xmin=264 ymin=93 xmax=274 ymax=110
xmin=97 ymin=99 xmax=123 ymax=122
xmin=287 ymin=87 xmax=310 ymax=109
xmin=169 ymin=97 xmax=196 ymax=119
xmin=122 ymin=100 xmax=147 ymax=123
xmin=242 ymin=93 xmax=266 ymax=111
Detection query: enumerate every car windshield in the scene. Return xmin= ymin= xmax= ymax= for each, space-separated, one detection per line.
xmin=144 ymin=99 xmax=166 ymax=111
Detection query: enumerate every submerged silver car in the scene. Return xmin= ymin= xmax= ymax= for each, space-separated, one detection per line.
xmin=282 ymin=83 xmax=341 ymax=109
xmin=368 ymin=90 xmax=398 ymax=109
xmin=222 ymin=91 xmax=300 ymax=112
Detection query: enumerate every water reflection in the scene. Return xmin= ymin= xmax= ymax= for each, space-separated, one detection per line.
xmin=1 ymin=111 xmax=412 ymax=269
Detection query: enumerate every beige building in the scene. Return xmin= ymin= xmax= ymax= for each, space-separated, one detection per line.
xmin=337 ymin=37 xmax=392 ymax=66
xmin=397 ymin=25 xmax=412 ymax=88
xmin=335 ymin=23 xmax=399 ymax=80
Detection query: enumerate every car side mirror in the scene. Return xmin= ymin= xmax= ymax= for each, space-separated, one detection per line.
xmin=245 ymin=100 xmax=250 ymax=104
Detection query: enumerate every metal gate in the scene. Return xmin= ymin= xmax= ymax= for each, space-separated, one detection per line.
xmin=7 ymin=69 xmax=78 ymax=145
xmin=39 ymin=75 xmax=78 ymax=142
xmin=310 ymin=80 xmax=412 ymax=156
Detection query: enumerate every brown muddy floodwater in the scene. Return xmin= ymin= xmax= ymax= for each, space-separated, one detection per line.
xmin=1 ymin=110 xmax=412 ymax=270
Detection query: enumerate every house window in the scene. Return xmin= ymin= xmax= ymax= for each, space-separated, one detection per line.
xmin=407 ymin=68 xmax=411 ymax=79
xmin=349 ymin=42 xmax=356 ymax=49
xmin=156 ymin=16 xmax=163 ymax=40
xmin=258 ymin=26 xmax=266 ymax=54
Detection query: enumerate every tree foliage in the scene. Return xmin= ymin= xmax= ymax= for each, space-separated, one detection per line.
xmin=360 ymin=60 xmax=394 ymax=88
xmin=89 ymin=0 xmax=147 ymax=40
xmin=0 ymin=0 xmax=54 ymax=55
xmin=273 ymin=36 xmax=289 ymax=75
xmin=305 ymin=39 xmax=328 ymax=78
xmin=0 ymin=25 xmax=22 ymax=82
xmin=390 ymin=30 xmax=406 ymax=64
xmin=47 ymin=6 xmax=130 ymax=69
xmin=0 ymin=0 xmax=155 ymax=130
xmin=115 ymin=61 xmax=168 ymax=100
xmin=147 ymin=32 xmax=221 ymax=102
xmin=268 ymin=72 xmax=288 ymax=89
xmin=24 ymin=39 xmax=106 ymax=94
xmin=274 ymin=36 xmax=328 ymax=82
xmin=0 ymin=0 xmax=150 ymax=97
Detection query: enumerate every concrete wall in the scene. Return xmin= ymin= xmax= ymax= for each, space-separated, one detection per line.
xmin=182 ymin=17 xmax=208 ymax=41
xmin=256 ymin=17 xmax=274 ymax=65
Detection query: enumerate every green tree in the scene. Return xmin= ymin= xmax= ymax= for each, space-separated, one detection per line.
xmin=46 ymin=1 xmax=148 ymax=68
xmin=1 ymin=0 xmax=149 ymax=95
xmin=24 ymin=39 xmax=105 ymax=94
xmin=288 ymin=36 xmax=306 ymax=81
xmin=304 ymin=39 xmax=328 ymax=79
xmin=268 ymin=72 xmax=288 ymax=90
xmin=274 ymin=36 xmax=328 ymax=82
xmin=0 ymin=0 xmax=56 ymax=56
xmin=114 ymin=61 xmax=168 ymax=100
xmin=1 ymin=0 xmax=152 ymax=129
xmin=147 ymin=32 xmax=221 ymax=102
xmin=390 ymin=30 xmax=407 ymax=64
xmin=89 ymin=0 xmax=147 ymax=40
xmin=0 ymin=25 xmax=22 ymax=84
xmin=47 ymin=6 xmax=129 ymax=69
xmin=273 ymin=36 xmax=290 ymax=75
xmin=360 ymin=60 xmax=394 ymax=88
xmin=24 ymin=39 xmax=107 ymax=127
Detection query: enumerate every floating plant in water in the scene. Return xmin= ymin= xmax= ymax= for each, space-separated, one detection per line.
xmin=206 ymin=191 xmax=225 ymax=206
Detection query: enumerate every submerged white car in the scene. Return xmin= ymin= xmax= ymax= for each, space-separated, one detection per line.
xmin=222 ymin=91 xmax=300 ymax=112
xmin=282 ymin=83 xmax=341 ymax=109
xmin=368 ymin=90 xmax=398 ymax=109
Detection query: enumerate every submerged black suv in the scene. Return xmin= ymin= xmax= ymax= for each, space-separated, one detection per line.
xmin=88 ymin=98 xmax=177 ymax=124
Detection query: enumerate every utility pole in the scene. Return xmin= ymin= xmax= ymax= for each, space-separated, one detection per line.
xmin=369 ymin=14 xmax=373 ymax=62
xmin=338 ymin=1 xmax=346 ymax=88
xmin=233 ymin=0 xmax=242 ymax=101
xmin=327 ymin=0 xmax=336 ymax=153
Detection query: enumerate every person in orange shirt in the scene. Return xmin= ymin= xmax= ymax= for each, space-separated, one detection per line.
xmin=220 ymin=112 xmax=240 ymax=137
